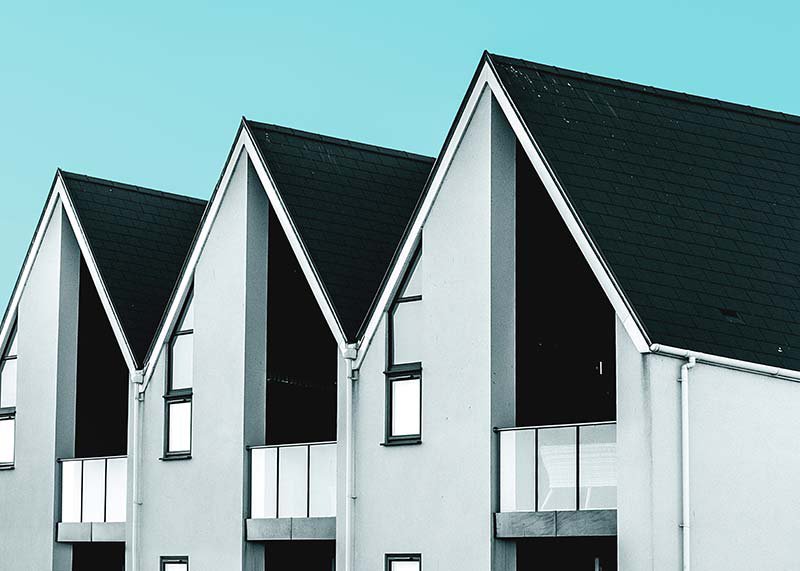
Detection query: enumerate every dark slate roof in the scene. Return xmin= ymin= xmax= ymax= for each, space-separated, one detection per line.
xmin=244 ymin=120 xmax=434 ymax=340
xmin=489 ymin=52 xmax=800 ymax=370
xmin=60 ymin=171 xmax=206 ymax=366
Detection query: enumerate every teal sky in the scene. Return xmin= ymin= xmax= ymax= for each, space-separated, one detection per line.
xmin=2 ymin=0 xmax=799 ymax=308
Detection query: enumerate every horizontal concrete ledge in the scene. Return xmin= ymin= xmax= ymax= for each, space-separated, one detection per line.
xmin=246 ymin=517 xmax=336 ymax=541
xmin=495 ymin=510 xmax=616 ymax=539
xmin=57 ymin=522 xmax=126 ymax=542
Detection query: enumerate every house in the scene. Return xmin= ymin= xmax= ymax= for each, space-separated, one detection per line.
xmin=2 ymin=51 xmax=800 ymax=571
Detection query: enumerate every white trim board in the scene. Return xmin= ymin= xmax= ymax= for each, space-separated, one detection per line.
xmin=143 ymin=124 xmax=348 ymax=386
xmin=354 ymin=61 xmax=651 ymax=368
xmin=0 ymin=172 xmax=138 ymax=372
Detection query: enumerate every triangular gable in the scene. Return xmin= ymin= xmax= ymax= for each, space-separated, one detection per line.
xmin=354 ymin=53 xmax=650 ymax=368
xmin=0 ymin=171 xmax=205 ymax=372
xmin=488 ymin=54 xmax=800 ymax=371
xmin=145 ymin=121 xmax=433 ymax=383
xmin=60 ymin=172 xmax=206 ymax=366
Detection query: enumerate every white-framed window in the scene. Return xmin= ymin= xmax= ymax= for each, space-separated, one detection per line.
xmin=385 ymin=246 xmax=422 ymax=445
xmin=0 ymin=322 xmax=18 ymax=468
xmin=386 ymin=554 xmax=421 ymax=571
xmin=164 ymin=293 xmax=193 ymax=459
xmin=161 ymin=555 xmax=188 ymax=571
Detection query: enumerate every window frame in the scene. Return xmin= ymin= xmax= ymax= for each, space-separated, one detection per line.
xmin=386 ymin=553 xmax=422 ymax=571
xmin=384 ymin=369 xmax=422 ymax=445
xmin=163 ymin=293 xmax=194 ymax=460
xmin=385 ymin=245 xmax=423 ymax=446
xmin=160 ymin=555 xmax=189 ymax=571
xmin=0 ymin=321 xmax=18 ymax=470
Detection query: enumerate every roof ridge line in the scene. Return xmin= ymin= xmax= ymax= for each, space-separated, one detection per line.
xmin=244 ymin=119 xmax=435 ymax=163
xmin=487 ymin=52 xmax=800 ymax=127
xmin=59 ymin=170 xmax=207 ymax=206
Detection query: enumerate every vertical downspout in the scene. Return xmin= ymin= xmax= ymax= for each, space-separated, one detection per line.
xmin=343 ymin=343 xmax=358 ymax=571
xmin=679 ymin=356 xmax=695 ymax=571
xmin=130 ymin=370 xmax=145 ymax=571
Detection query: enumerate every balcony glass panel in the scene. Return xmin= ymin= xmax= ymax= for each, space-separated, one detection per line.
xmin=278 ymin=446 xmax=309 ymax=518
xmin=251 ymin=447 xmax=278 ymax=519
xmin=61 ymin=456 xmax=127 ymax=523
xmin=61 ymin=460 xmax=83 ymax=522
xmin=537 ymin=427 xmax=577 ymax=511
xmin=105 ymin=457 xmax=127 ymax=522
xmin=250 ymin=442 xmax=336 ymax=519
xmin=579 ymin=424 xmax=617 ymax=510
xmin=309 ymin=443 xmax=336 ymax=517
xmin=81 ymin=459 xmax=107 ymax=522
xmin=500 ymin=429 xmax=536 ymax=512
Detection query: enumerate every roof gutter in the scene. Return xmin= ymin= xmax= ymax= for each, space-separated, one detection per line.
xmin=649 ymin=344 xmax=800 ymax=383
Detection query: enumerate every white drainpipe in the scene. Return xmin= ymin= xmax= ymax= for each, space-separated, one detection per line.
xmin=678 ymin=356 xmax=695 ymax=571
xmin=129 ymin=370 xmax=145 ymax=571
xmin=650 ymin=343 xmax=800 ymax=570
xmin=343 ymin=343 xmax=358 ymax=571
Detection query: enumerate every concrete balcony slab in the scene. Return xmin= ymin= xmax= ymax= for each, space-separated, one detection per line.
xmin=246 ymin=517 xmax=336 ymax=541
xmin=495 ymin=510 xmax=616 ymax=539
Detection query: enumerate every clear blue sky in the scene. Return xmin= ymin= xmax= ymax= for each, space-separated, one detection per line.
xmin=2 ymin=0 xmax=799 ymax=308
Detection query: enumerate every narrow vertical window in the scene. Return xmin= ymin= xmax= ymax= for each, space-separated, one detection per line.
xmin=0 ymin=322 xmax=17 ymax=468
xmin=164 ymin=294 xmax=193 ymax=459
xmin=161 ymin=556 xmax=188 ymax=571
xmin=386 ymin=246 xmax=422 ymax=445
xmin=387 ymin=554 xmax=421 ymax=571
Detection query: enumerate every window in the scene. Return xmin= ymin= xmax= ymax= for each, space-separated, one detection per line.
xmin=164 ymin=294 xmax=193 ymax=459
xmin=387 ymin=554 xmax=421 ymax=571
xmin=161 ymin=556 xmax=188 ymax=571
xmin=386 ymin=247 xmax=422 ymax=445
xmin=0 ymin=322 xmax=18 ymax=468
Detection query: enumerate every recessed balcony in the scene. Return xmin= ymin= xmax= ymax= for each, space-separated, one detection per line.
xmin=57 ymin=455 xmax=127 ymax=542
xmin=496 ymin=422 xmax=616 ymax=538
xmin=246 ymin=441 xmax=336 ymax=541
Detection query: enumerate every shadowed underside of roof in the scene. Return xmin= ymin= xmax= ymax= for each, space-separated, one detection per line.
xmin=61 ymin=171 xmax=206 ymax=366
xmin=245 ymin=120 xmax=434 ymax=340
xmin=490 ymin=53 xmax=800 ymax=370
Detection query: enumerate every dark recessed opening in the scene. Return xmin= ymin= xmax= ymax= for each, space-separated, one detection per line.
xmin=516 ymin=143 xmax=616 ymax=426
xmin=265 ymin=540 xmax=335 ymax=570
xmin=517 ymin=536 xmax=617 ymax=570
xmin=266 ymin=207 xmax=337 ymax=445
xmin=74 ymin=258 xmax=129 ymax=458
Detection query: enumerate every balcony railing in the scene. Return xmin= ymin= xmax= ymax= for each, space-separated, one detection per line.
xmin=498 ymin=421 xmax=616 ymax=512
xmin=60 ymin=455 xmax=127 ymax=523
xmin=250 ymin=441 xmax=336 ymax=519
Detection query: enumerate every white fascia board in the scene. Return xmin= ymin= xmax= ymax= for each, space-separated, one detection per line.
xmin=355 ymin=62 xmax=650 ymax=368
xmin=56 ymin=173 xmax=138 ymax=371
xmin=0 ymin=184 xmax=60 ymax=358
xmin=143 ymin=127 xmax=348 ymax=385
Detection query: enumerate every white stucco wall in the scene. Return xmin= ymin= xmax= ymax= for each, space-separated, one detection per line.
xmin=343 ymin=88 xmax=516 ymax=571
xmin=618 ymin=316 xmax=800 ymax=570
xmin=0 ymin=203 xmax=79 ymax=571
xmin=133 ymin=151 xmax=268 ymax=571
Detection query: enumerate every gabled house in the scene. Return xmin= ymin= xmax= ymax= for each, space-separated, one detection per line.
xmin=3 ymin=51 xmax=800 ymax=571
xmin=0 ymin=171 xmax=204 ymax=570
